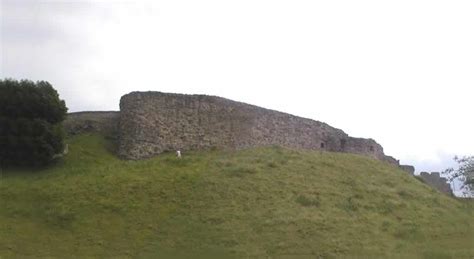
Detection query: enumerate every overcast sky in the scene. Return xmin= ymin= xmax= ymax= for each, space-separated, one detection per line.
xmin=1 ymin=0 xmax=473 ymax=175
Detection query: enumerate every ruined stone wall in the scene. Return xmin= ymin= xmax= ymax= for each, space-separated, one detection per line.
xmin=118 ymin=91 xmax=397 ymax=164
xmin=419 ymin=172 xmax=453 ymax=195
xmin=400 ymin=165 xmax=415 ymax=175
xmin=64 ymin=111 xmax=120 ymax=137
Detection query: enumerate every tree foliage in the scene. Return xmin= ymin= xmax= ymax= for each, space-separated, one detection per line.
xmin=0 ymin=79 xmax=67 ymax=166
xmin=443 ymin=156 xmax=474 ymax=197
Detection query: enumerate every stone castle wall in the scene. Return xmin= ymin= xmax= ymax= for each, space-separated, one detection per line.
xmin=118 ymin=91 xmax=399 ymax=164
xmin=400 ymin=165 xmax=415 ymax=175
xmin=64 ymin=111 xmax=120 ymax=137
xmin=419 ymin=172 xmax=453 ymax=195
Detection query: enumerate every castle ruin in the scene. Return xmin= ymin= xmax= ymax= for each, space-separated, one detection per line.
xmin=118 ymin=91 xmax=399 ymax=164
xmin=418 ymin=172 xmax=453 ymax=195
xmin=64 ymin=91 xmax=455 ymax=195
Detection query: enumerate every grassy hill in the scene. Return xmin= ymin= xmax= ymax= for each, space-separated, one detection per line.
xmin=1 ymin=134 xmax=473 ymax=258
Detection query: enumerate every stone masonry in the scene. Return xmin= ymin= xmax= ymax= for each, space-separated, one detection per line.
xmin=400 ymin=165 xmax=415 ymax=175
xmin=118 ymin=91 xmax=400 ymax=165
xmin=64 ymin=111 xmax=119 ymax=137
xmin=419 ymin=172 xmax=453 ymax=195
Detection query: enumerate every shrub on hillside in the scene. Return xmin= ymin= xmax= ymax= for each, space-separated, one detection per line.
xmin=0 ymin=79 xmax=67 ymax=166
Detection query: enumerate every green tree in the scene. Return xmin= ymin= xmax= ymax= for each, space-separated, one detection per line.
xmin=0 ymin=79 xmax=67 ymax=166
xmin=443 ymin=156 xmax=474 ymax=197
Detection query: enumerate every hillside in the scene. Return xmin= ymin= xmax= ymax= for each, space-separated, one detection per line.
xmin=1 ymin=134 xmax=473 ymax=258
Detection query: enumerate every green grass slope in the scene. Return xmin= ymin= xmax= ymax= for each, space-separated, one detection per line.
xmin=1 ymin=134 xmax=473 ymax=258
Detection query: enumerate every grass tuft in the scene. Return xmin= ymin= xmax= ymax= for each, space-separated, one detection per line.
xmin=296 ymin=194 xmax=321 ymax=207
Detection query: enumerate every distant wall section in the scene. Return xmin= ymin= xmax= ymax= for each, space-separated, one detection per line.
xmin=64 ymin=111 xmax=119 ymax=138
xmin=419 ymin=172 xmax=453 ymax=195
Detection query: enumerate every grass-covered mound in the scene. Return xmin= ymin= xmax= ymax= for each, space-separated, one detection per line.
xmin=1 ymin=134 xmax=473 ymax=258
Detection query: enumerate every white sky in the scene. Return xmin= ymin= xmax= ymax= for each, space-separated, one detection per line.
xmin=1 ymin=0 xmax=473 ymax=173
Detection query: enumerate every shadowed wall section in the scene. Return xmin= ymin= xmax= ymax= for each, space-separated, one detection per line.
xmin=419 ymin=172 xmax=453 ymax=195
xmin=118 ymin=91 xmax=399 ymax=165
xmin=64 ymin=111 xmax=119 ymax=137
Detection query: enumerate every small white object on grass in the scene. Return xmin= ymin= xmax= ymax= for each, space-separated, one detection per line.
xmin=176 ymin=150 xmax=181 ymax=158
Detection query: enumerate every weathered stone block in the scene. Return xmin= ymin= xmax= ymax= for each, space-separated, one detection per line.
xmin=419 ymin=172 xmax=453 ymax=195
xmin=400 ymin=165 xmax=415 ymax=175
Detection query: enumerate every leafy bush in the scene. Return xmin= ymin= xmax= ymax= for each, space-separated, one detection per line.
xmin=0 ymin=79 xmax=67 ymax=166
